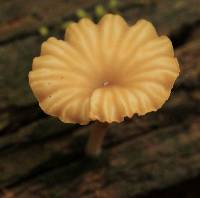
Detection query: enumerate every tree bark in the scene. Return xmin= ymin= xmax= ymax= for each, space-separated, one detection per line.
xmin=0 ymin=0 xmax=200 ymax=197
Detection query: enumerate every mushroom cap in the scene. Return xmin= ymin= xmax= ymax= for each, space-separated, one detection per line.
xmin=29 ymin=14 xmax=180 ymax=124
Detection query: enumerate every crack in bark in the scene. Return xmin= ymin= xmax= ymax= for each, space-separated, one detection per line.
xmin=136 ymin=175 xmax=200 ymax=198
xmin=170 ymin=20 xmax=200 ymax=48
xmin=0 ymin=124 xmax=82 ymax=153
xmin=1 ymin=152 xmax=84 ymax=189
xmin=0 ymin=103 xmax=46 ymax=137
xmin=0 ymin=31 xmax=39 ymax=45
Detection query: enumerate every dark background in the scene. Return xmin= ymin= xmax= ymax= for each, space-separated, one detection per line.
xmin=0 ymin=0 xmax=200 ymax=197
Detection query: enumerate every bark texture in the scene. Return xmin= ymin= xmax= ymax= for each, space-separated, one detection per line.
xmin=0 ymin=0 xmax=200 ymax=197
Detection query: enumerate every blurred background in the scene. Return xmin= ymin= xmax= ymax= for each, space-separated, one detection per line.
xmin=0 ymin=0 xmax=200 ymax=197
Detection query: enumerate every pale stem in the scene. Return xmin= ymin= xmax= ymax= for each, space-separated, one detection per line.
xmin=85 ymin=122 xmax=108 ymax=157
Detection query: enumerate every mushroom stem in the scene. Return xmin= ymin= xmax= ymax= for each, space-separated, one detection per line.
xmin=86 ymin=122 xmax=108 ymax=156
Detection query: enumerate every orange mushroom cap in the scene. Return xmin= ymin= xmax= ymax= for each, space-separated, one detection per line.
xmin=29 ymin=14 xmax=180 ymax=124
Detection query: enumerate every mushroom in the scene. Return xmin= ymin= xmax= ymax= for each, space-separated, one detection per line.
xmin=29 ymin=14 xmax=180 ymax=156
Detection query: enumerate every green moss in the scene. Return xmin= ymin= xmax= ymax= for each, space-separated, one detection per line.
xmin=95 ymin=4 xmax=106 ymax=18
xmin=108 ymin=0 xmax=119 ymax=10
xmin=38 ymin=26 xmax=49 ymax=37
xmin=76 ymin=9 xmax=90 ymax=19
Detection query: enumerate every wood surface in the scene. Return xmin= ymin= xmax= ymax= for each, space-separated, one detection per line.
xmin=0 ymin=0 xmax=200 ymax=197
